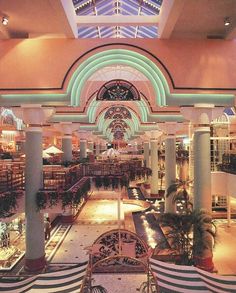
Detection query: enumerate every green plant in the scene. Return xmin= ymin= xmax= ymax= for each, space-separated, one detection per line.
xmin=157 ymin=212 xmax=193 ymax=265
xmin=36 ymin=191 xmax=47 ymax=211
xmin=73 ymin=188 xmax=82 ymax=207
xmin=166 ymin=180 xmax=193 ymax=213
xmin=120 ymin=174 xmax=129 ymax=189
xmin=61 ymin=190 xmax=73 ymax=210
xmin=48 ymin=191 xmax=59 ymax=208
xmin=103 ymin=176 xmax=110 ymax=188
xmin=192 ymin=209 xmax=216 ymax=271
xmin=95 ymin=176 xmax=102 ymax=189
xmin=157 ymin=209 xmax=217 ymax=268
xmin=0 ymin=191 xmax=22 ymax=218
xmin=111 ymin=177 xmax=119 ymax=190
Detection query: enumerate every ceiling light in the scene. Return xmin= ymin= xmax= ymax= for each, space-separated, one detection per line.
xmin=2 ymin=16 xmax=9 ymax=26
xmin=224 ymin=17 xmax=230 ymax=26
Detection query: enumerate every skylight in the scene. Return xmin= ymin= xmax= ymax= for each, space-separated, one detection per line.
xmin=72 ymin=0 xmax=163 ymax=38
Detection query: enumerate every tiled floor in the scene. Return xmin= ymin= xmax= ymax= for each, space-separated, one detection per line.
xmin=52 ymin=195 xmax=236 ymax=275
xmin=92 ymin=273 xmax=147 ymax=293
xmin=213 ymin=219 xmax=236 ymax=275
xmin=50 ymin=224 xmax=117 ymax=264
xmin=5 ymin=187 xmax=236 ymax=292
xmin=47 ymin=189 xmax=236 ymax=293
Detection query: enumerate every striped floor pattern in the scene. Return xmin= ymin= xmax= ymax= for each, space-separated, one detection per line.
xmin=150 ymin=258 xmax=236 ymax=293
xmin=0 ymin=262 xmax=88 ymax=293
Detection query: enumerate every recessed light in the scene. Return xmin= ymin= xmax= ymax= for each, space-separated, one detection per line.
xmin=2 ymin=16 xmax=9 ymax=26
xmin=224 ymin=17 xmax=230 ymax=26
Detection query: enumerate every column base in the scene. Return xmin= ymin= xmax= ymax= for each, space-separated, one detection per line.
xmin=143 ymin=183 xmax=150 ymax=189
xmin=61 ymin=214 xmax=75 ymax=223
xmin=150 ymin=193 xmax=159 ymax=198
xmin=24 ymin=255 xmax=46 ymax=272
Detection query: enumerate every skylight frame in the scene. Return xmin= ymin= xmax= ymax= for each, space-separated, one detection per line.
xmin=73 ymin=0 xmax=162 ymax=38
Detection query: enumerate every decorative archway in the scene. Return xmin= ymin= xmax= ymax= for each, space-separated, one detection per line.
xmin=83 ymin=229 xmax=158 ymax=293
xmin=68 ymin=49 xmax=168 ymax=107
xmin=96 ymin=79 xmax=140 ymax=101
xmin=89 ymin=229 xmax=150 ymax=273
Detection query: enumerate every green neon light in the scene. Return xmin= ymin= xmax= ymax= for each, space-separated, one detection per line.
xmin=68 ymin=50 xmax=168 ymax=107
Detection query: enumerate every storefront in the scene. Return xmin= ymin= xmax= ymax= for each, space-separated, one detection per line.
xmin=0 ymin=214 xmax=25 ymax=271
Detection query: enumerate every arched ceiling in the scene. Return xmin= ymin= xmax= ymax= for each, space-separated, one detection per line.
xmin=1 ymin=0 xmax=236 ymax=142
xmin=48 ymin=46 xmax=234 ymax=140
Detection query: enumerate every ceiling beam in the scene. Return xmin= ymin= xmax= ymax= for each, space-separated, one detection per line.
xmin=158 ymin=0 xmax=186 ymax=39
xmin=76 ymin=15 xmax=159 ymax=26
xmin=49 ymin=0 xmax=78 ymax=38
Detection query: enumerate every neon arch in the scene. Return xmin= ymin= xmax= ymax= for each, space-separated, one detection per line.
xmin=96 ymin=106 xmax=141 ymax=136
xmin=67 ymin=49 xmax=169 ymax=107
xmin=86 ymin=94 xmax=150 ymax=124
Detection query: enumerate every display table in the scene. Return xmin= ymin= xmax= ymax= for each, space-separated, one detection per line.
xmin=0 ymin=246 xmax=24 ymax=270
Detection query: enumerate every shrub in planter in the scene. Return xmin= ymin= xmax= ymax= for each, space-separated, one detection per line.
xmin=0 ymin=191 xmax=21 ymax=217
xmin=48 ymin=191 xmax=59 ymax=208
xmin=36 ymin=191 xmax=47 ymax=211
xmin=83 ymin=180 xmax=91 ymax=194
xmin=61 ymin=190 xmax=73 ymax=210
xmin=103 ymin=176 xmax=110 ymax=189
xmin=111 ymin=177 xmax=119 ymax=190
xmin=95 ymin=176 xmax=102 ymax=189
xmin=73 ymin=189 xmax=82 ymax=207
xmin=192 ymin=209 xmax=216 ymax=272
xmin=120 ymin=175 xmax=129 ymax=189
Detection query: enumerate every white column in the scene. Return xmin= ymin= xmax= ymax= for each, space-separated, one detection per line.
xmin=150 ymin=139 xmax=159 ymax=196
xmin=95 ymin=143 xmax=100 ymax=156
xmin=193 ymin=126 xmax=211 ymax=211
xmin=54 ymin=122 xmax=79 ymax=163
xmin=25 ymin=127 xmax=45 ymax=270
xmin=80 ymin=139 xmax=87 ymax=159
xmin=165 ymin=136 xmax=176 ymax=213
xmin=88 ymin=141 xmax=94 ymax=153
xmin=12 ymin=105 xmax=54 ymax=272
xmin=143 ymin=141 xmax=150 ymax=168
xmin=181 ymin=104 xmax=224 ymax=212
xmin=62 ymin=135 xmax=73 ymax=162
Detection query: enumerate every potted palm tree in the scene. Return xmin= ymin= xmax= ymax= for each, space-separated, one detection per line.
xmin=192 ymin=209 xmax=217 ymax=272
xmin=157 ymin=209 xmax=217 ymax=271
xmin=165 ymin=180 xmax=193 ymax=214
xmin=157 ymin=212 xmax=193 ymax=265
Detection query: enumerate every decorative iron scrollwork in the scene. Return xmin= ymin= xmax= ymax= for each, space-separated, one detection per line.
xmin=97 ymin=80 xmax=140 ymax=101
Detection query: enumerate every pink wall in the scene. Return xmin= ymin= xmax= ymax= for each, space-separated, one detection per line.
xmin=0 ymin=39 xmax=236 ymax=93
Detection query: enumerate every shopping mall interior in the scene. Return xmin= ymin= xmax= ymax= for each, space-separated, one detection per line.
xmin=1 ymin=0 xmax=236 ymax=292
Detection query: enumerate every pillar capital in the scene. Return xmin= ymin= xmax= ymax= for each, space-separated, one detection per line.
xmin=12 ymin=104 xmax=55 ymax=127
xmin=144 ymin=129 xmax=162 ymax=141
xmin=54 ymin=122 xmax=79 ymax=135
xmin=77 ymin=130 xmax=89 ymax=140
xmin=158 ymin=122 xmax=181 ymax=136
xmin=180 ymin=104 xmax=224 ymax=126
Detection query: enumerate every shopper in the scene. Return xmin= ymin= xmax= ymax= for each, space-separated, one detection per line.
xmin=44 ymin=217 xmax=51 ymax=240
xmin=18 ymin=219 xmax=23 ymax=235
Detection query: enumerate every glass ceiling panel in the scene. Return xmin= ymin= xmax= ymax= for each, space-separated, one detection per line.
xmin=78 ymin=25 xmax=157 ymax=38
xmin=73 ymin=0 xmax=163 ymax=38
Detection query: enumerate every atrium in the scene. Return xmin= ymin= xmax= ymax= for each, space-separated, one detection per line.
xmin=0 ymin=0 xmax=236 ymax=292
